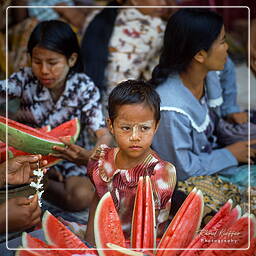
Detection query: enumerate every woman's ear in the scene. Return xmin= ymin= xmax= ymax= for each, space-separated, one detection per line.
xmin=68 ymin=53 xmax=78 ymax=67
xmin=194 ymin=50 xmax=207 ymax=64
xmin=106 ymin=118 xmax=114 ymax=135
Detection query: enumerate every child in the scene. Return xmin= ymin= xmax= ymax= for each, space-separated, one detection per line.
xmin=85 ymin=80 xmax=176 ymax=244
xmin=0 ymin=20 xmax=112 ymax=213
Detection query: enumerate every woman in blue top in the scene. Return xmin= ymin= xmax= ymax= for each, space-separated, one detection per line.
xmin=150 ymin=8 xmax=256 ymax=215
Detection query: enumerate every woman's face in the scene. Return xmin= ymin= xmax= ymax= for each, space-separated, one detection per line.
xmin=31 ymin=46 xmax=76 ymax=90
xmin=204 ymin=26 xmax=229 ymax=71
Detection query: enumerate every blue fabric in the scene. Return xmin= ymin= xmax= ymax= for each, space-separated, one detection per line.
xmin=219 ymin=57 xmax=241 ymax=116
xmin=152 ymin=73 xmax=239 ymax=181
xmin=219 ymin=165 xmax=256 ymax=192
xmin=28 ymin=0 xmax=74 ymax=21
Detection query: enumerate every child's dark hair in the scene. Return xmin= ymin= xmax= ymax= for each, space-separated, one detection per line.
xmin=150 ymin=8 xmax=223 ymax=86
xmin=108 ymin=80 xmax=161 ymax=124
xmin=27 ymin=20 xmax=83 ymax=72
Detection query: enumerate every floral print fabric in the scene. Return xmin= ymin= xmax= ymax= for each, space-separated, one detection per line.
xmin=0 ymin=67 xmax=105 ymax=176
xmin=105 ymin=8 xmax=165 ymax=92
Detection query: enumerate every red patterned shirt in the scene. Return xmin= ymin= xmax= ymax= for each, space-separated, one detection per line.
xmin=88 ymin=144 xmax=176 ymax=237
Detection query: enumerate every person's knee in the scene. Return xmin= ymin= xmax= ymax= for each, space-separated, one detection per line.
xmin=66 ymin=181 xmax=95 ymax=211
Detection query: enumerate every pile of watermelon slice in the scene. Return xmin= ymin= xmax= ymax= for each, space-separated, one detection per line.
xmin=0 ymin=116 xmax=80 ymax=167
xmin=15 ymin=176 xmax=256 ymax=256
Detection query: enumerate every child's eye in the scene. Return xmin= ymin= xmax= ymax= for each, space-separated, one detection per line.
xmin=141 ymin=126 xmax=150 ymax=131
xmin=121 ymin=126 xmax=130 ymax=131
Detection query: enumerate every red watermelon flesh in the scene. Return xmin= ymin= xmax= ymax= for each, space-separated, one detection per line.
xmin=158 ymin=189 xmax=204 ymax=256
xmin=94 ymin=192 xmax=126 ymax=256
xmin=156 ymin=188 xmax=200 ymax=256
xmin=200 ymin=213 xmax=256 ymax=256
xmin=47 ymin=118 xmax=80 ymax=141
xmin=142 ymin=176 xmax=156 ymax=251
xmin=231 ymin=237 xmax=256 ymax=256
xmin=15 ymin=249 xmax=38 ymax=256
xmin=42 ymin=210 xmax=97 ymax=255
xmin=131 ymin=176 xmax=144 ymax=249
xmin=21 ymin=232 xmax=72 ymax=256
xmin=181 ymin=201 xmax=241 ymax=256
xmin=131 ymin=176 xmax=156 ymax=252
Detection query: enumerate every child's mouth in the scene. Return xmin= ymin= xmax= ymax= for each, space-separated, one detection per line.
xmin=129 ymin=146 xmax=142 ymax=150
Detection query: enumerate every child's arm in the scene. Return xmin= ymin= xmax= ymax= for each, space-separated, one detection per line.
xmin=84 ymin=192 xmax=100 ymax=246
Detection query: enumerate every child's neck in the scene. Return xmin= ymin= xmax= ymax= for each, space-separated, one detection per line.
xmin=115 ymin=148 xmax=151 ymax=170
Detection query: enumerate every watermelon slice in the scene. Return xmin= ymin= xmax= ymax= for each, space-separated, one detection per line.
xmin=0 ymin=116 xmax=64 ymax=155
xmin=180 ymin=200 xmax=241 ymax=255
xmin=131 ymin=176 xmax=144 ymax=249
xmin=15 ymin=248 xmax=38 ymax=256
xmin=231 ymin=237 xmax=256 ymax=256
xmin=131 ymin=176 xmax=156 ymax=252
xmin=0 ymin=119 xmax=80 ymax=166
xmin=21 ymin=232 xmax=72 ymax=256
xmin=42 ymin=210 xmax=97 ymax=255
xmin=157 ymin=188 xmax=204 ymax=256
xmin=94 ymin=192 xmax=126 ymax=256
xmin=200 ymin=213 xmax=256 ymax=255
xmin=47 ymin=118 xmax=80 ymax=142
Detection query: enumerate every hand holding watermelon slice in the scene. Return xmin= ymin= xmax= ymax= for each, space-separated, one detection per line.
xmin=0 ymin=117 xmax=80 ymax=167
xmin=50 ymin=136 xmax=92 ymax=166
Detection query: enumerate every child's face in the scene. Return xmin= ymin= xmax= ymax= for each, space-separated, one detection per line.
xmin=108 ymin=103 xmax=159 ymax=163
xmin=31 ymin=46 xmax=77 ymax=90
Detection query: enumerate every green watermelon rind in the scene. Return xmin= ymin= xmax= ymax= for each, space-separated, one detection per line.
xmin=0 ymin=124 xmax=64 ymax=155
xmin=72 ymin=118 xmax=80 ymax=142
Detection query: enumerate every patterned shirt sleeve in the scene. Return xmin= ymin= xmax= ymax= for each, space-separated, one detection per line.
xmin=0 ymin=68 xmax=29 ymax=98
xmin=151 ymin=161 xmax=176 ymax=224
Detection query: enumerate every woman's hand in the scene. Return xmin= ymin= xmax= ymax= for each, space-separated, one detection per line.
xmin=0 ymin=155 xmax=48 ymax=187
xmin=0 ymin=195 xmax=41 ymax=233
xmin=225 ymin=112 xmax=248 ymax=124
xmin=226 ymin=139 xmax=256 ymax=164
xmin=51 ymin=137 xmax=92 ymax=166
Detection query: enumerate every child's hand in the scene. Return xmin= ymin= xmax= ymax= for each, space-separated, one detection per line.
xmin=2 ymin=155 xmax=47 ymax=186
xmin=6 ymin=195 xmax=41 ymax=232
xmin=225 ymin=112 xmax=248 ymax=124
xmin=51 ymin=136 xmax=92 ymax=166
xmin=226 ymin=139 xmax=256 ymax=164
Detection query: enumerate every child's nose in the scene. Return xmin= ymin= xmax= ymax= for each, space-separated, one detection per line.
xmin=129 ymin=126 xmax=141 ymax=141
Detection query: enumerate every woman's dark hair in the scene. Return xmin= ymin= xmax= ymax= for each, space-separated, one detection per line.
xmin=150 ymin=8 xmax=223 ymax=86
xmin=81 ymin=1 xmax=120 ymax=91
xmin=27 ymin=20 xmax=83 ymax=72
xmin=108 ymin=80 xmax=161 ymax=124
